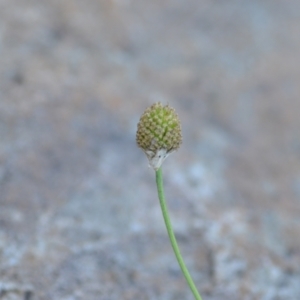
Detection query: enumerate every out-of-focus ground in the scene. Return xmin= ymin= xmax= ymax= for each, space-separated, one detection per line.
xmin=1 ymin=0 xmax=300 ymax=299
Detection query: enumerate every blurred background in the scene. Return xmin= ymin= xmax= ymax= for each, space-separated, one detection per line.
xmin=1 ymin=0 xmax=300 ymax=299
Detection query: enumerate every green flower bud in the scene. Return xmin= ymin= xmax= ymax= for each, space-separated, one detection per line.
xmin=136 ymin=102 xmax=182 ymax=170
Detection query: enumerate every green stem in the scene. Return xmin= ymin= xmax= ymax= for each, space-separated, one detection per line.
xmin=155 ymin=168 xmax=203 ymax=300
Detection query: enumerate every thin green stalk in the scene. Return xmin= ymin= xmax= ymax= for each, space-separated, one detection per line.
xmin=155 ymin=167 xmax=203 ymax=300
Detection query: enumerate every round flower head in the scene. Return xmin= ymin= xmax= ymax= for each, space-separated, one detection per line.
xmin=136 ymin=102 xmax=182 ymax=170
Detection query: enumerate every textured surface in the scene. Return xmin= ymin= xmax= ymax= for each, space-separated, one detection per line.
xmin=1 ymin=0 xmax=300 ymax=299
xmin=136 ymin=102 xmax=182 ymax=170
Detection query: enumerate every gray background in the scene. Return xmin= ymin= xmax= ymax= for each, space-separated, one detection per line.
xmin=1 ymin=0 xmax=300 ymax=299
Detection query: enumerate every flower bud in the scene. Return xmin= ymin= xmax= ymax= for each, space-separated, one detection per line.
xmin=136 ymin=102 xmax=182 ymax=170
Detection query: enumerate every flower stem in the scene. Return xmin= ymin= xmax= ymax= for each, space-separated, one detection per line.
xmin=155 ymin=167 xmax=203 ymax=300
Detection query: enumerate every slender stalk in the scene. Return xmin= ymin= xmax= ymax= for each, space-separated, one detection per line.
xmin=155 ymin=167 xmax=203 ymax=300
